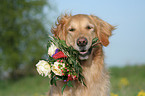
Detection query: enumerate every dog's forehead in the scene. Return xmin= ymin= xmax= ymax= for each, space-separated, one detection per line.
xmin=68 ymin=15 xmax=93 ymax=25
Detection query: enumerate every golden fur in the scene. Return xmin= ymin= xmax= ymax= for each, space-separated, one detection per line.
xmin=49 ymin=14 xmax=115 ymax=96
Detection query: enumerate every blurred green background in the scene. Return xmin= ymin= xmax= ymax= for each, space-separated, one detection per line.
xmin=0 ymin=0 xmax=145 ymax=96
xmin=0 ymin=0 xmax=56 ymax=79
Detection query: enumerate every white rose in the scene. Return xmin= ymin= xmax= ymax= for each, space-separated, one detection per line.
xmin=36 ymin=60 xmax=51 ymax=77
xmin=48 ymin=43 xmax=57 ymax=56
xmin=51 ymin=61 xmax=65 ymax=76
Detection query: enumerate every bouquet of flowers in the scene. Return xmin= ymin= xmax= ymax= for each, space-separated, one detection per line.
xmin=36 ymin=36 xmax=99 ymax=94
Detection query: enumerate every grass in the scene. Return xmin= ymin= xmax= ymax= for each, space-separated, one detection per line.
xmin=0 ymin=75 xmax=50 ymax=96
xmin=110 ymin=65 xmax=145 ymax=96
xmin=0 ymin=65 xmax=145 ymax=96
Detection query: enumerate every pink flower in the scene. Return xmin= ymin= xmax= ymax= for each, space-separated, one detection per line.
xmin=68 ymin=74 xmax=70 ymax=77
xmin=60 ymin=60 xmax=63 ymax=62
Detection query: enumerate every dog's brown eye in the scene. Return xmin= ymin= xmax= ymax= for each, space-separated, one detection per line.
xmin=87 ymin=26 xmax=92 ymax=29
xmin=69 ymin=28 xmax=75 ymax=32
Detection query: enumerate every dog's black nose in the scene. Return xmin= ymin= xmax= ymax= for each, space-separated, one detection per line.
xmin=77 ymin=37 xmax=88 ymax=47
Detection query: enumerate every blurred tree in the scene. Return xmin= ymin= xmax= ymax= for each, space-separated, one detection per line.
xmin=0 ymin=0 xmax=56 ymax=79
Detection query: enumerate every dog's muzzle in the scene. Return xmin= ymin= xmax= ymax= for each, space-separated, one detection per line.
xmin=79 ymin=48 xmax=92 ymax=60
xmin=77 ymin=37 xmax=92 ymax=60
xmin=77 ymin=37 xmax=88 ymax=47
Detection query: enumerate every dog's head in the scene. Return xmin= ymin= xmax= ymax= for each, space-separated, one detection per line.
xmin=52 ymin=14 xmax=115 ymax=60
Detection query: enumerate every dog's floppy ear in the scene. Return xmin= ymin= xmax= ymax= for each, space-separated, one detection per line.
xmin=89 ymin=15 xmax=115 ymax=46
xmin=51 ymin=14 xmax=71 ymax=40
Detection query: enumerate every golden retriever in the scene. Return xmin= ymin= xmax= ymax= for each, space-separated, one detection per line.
xmin=49 ymin=14 xmax=115 ymax=96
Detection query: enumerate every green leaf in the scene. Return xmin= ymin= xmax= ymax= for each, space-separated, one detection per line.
xmin=68 ymin=58 xmax=73 ymax=64
xmin=61 ymin=84 xmax=67 ymax=94
xmin=60 ymin=40 xmax=68 ymax=48
xmin=50 ymin=75 xmax=57 ymax=86
xmin=50 ymin=78 xmax=54 ymax=85
xmin=91 ymin=45 xmax=99 ymax=48
xmin=92 ymin=37 xmax=98 ymax=44
xmin=82 ymin=80 xmax=87 ymax=87
xmin=53 ymin=76 xmax=57 ymax=86
xmin=67 ymin=80 xmax=73 ymax=87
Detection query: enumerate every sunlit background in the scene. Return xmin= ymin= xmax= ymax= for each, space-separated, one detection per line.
xmin=0 ymin=0 xmax=145 ymax=96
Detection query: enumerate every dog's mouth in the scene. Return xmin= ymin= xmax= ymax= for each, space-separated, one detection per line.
xmin=78 ymin=48 xmax=92 ymax=60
